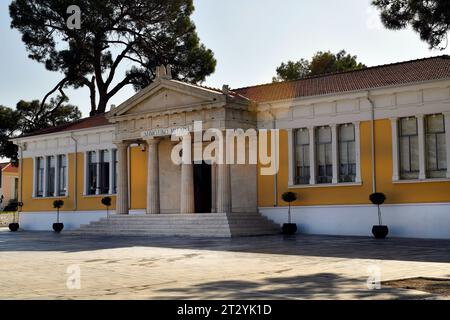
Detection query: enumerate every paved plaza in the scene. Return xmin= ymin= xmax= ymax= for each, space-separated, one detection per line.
xmin=0 ymin=228 xmax=449 ymax=299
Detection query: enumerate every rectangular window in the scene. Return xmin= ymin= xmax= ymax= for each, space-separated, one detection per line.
xmin=294 ymin=129 xmax=310 ymax=184
xmin=58 ymin=155 xmax=67 ymax=196
xmin=36 ymin=157 xmax=44 ymax=197
xmin=87 ymin=151 xmax=97 ymax=195
xmin=99 ymin=150 xmax=110 ymax=194
xmin=399 ymin=117 xmax=419 ymax=180
xmin=47 ymin=156 xmax=56 ymax=197
xmin=316 ymin=126 xmax=332 ymax=184
xmin=113 ymin=149 xmax=118 ymax=194
xmin=338 ymin=124 xmax=356 ymax=182
xmin=425 ymin=114 xmax=447 ymax=178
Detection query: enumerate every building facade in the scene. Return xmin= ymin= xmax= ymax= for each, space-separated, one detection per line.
xmin=12 ymin=56 xmax=450 ymax=239
xmin=0 ymin=163 xmax=19 ymax=211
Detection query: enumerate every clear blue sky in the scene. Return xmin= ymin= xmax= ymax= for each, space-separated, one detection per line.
xmin=0 ymin=0 xmax=444 ymax=118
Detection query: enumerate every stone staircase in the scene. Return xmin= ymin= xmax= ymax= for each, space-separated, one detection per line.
xmin=71 ymin=212 xmax=281 ymax=237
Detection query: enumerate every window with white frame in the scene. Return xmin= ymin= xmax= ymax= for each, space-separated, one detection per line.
xmin=425 ymin=114 xmax=447 ymax=178
xmin=46 ymin=156 xmax=56 ymax=197
xmin=35 ymin=155 xmax=67 ymax=197
xmin=338 ymin=124 xmax=356 ymax=182
xmin=294 ymin=128 xmax=310 ymax=185
xmin=35 ymin=157 xmax=44 ymax=197
xmin=86 ymin=149 xmax=117 ymax=195
xmin=316 ymin=126 xmax=332 ymax=184
xmin=399 ymin=117 xmax=419 ymax=180
xmin=87 ymin=151 xmax=98 ymax=195
xmin=58 ymin=155 xmax=67 ymax=196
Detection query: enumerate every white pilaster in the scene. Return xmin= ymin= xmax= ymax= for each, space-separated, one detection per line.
xmin=417 ymin=114 xmax=426 ymax=179
xmin=354 ymin=122 xmax=362 ymax=183
xmin=32 ymin=157 xmax=37 ymax=197
xmin=146 ymin=139 xmax=160 ymax=214
xmin=287 ymin=129 xmax=294 ymax=186
xmin=331 ymin=124 xmax=338 ymax=184
xmin=83 ymin=151 xmax=89 ymax=195
xmin=180 ymin=134 xmax=195 ymax=213
xmin=444 ymin=112 xmax=450 ymax=178
xmin=115 ymin=142 xmax=129 ymax=215
xmin=390 ymin=118 xmax=400 ymax=181
xmin=308 ymin=126 xmax=316 ymax=185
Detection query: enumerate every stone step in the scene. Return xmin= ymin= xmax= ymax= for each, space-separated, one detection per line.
xmin=73 ymin=212 xmax=280 ymax=238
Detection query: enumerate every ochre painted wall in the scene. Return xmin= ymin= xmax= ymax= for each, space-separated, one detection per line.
xmin=130 ymin=146 xmax=147 ymax=210
xmin=258 ymin=119 xmax=450 ymax=207
xmin=21 ymin=153 xmax=117 ymax=212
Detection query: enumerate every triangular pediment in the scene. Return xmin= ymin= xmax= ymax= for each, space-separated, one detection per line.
xmin=111 ymin=79 xmax=225 ymax=117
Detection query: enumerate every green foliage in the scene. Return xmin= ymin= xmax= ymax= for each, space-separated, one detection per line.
xmin=0 ymin=99 xmax=81 ymax=161
xmin=282 ymin=192 xmax=297 ymax=203
xmin=372 ymin=0 xmax=450 ymax=49
xmin=10 ymin=0 xmax=217 ymax=115
xmin=273 ymin=50 xmax=366 ymax=82
xmin=53 ymin=200 xmax=64 ymax=209
xmin=101 ymin=196 xmax=112 ymax=207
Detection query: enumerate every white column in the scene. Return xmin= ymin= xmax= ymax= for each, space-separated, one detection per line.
xmin=417 ymin=114 xmax=426 ymax=179
xmin=308 ymin=126 xmax=316 ymax=185
xmin=390 ymin=118 xmax=400 ymax=181
xmin=354 ymin=122 xmax=362 ymax=183
xmin=95 ymin=150 xmax=101 ymax=194
xmin=444 ymin=112 xmax=450 ymax=178
xmin=331 ymin=124 xmax=339 ymax=184
xmin=32 ymin=157 xmax=37 ymax=197
xmin=216 ymin=135 xmax=232 ymax=213
xmin=54 ymin=155 xmax=60 ymax=197
xmin=108 ymin=149 xmax=114 ymax=195
xmin=180 ymin=134 xmax=195 ymax=213
xmin=211 ymin=164 xmax=217 ymax=213
xmin=83 ymin=151 xmax=89 ymax=195
xmin=146 ymin=138 xmax=160 ymax=214
xmin=287 ymin=129 xmax=294 ymax=186
xmin=115 ymin=142 xmax=129 ymax=215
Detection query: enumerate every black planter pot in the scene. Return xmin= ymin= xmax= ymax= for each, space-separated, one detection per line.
xmin=372 ymin=225 xmax=389 ymax=239
xmin=9 ymin=223 xmax=19 ymax=232
xmin=53 ymin=223 xmax=64 ymax=233
xmin=282 ymin=223 xmax=298 ymax=235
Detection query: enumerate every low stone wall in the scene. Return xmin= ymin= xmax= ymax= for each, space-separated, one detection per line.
xmin=0 ymin=213 xmax=16 ymax=227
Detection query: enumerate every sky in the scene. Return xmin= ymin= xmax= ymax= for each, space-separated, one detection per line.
xmin=0 ymin=0 xmax=445 ymax=119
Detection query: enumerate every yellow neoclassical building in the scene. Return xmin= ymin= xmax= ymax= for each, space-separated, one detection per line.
xmin=12 ymin=56 xmax=450 ymax=239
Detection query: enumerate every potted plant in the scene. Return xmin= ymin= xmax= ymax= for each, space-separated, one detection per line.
xmin=281 ymin=191 xmax=298 ymax=235
xmin=370 ymin=193 xmax=388 ymax=239
xmin=7 ymin=200 xmax=20 ymax=232
xmin=101 ymin=196 xmax=112 ymax=217
xmin=52 ymin=199 xmax=64 ymax=233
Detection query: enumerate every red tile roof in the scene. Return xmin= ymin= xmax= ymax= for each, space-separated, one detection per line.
xmin=17 ymin=56 xmax=450 ymax=138
xmin=233 ymin=55 xmax=450 ymax=102
xmin=2 ymin=163 xmax=18 ymax=174
xmin=18 ymin=114 xmax=111 ymax=138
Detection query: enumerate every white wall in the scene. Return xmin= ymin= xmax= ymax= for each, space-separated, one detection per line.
xmin=260 ymin=203 xmax=450 ymax=239
xmin=19 ymin=211 xmax=109 ymax=231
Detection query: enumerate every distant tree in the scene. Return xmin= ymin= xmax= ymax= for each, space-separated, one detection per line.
xmin=273 ymin=50 xmax=366 ymax=82
xmin=0 ymin=106 xmax=21 ymax=163
xmin=372 ymin=0 xmax=450 ymax=49
xmin=272 ymin=59 xmax=310 ymax=82
xmin=10 ymin=0 xmax=217 ymax=116
xmin=0 ymin=98 xmax=81 ymax=162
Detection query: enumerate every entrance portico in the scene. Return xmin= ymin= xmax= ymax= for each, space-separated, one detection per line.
xmin=108 ymin=66 xmax=258 ymax=216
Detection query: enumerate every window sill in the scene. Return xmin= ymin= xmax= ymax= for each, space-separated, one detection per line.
xmin=32 ymin=195 xmax=68 ymax=200
xmin=82 ymin=194 xmax=117 ymax=198
xmin=393 ymin=178 xmax=450 ymax=184
xmin=288 ymin=182 xmax=362 ymax=189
